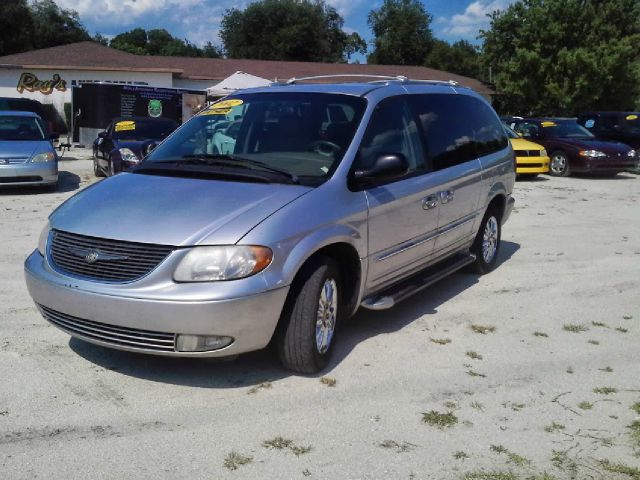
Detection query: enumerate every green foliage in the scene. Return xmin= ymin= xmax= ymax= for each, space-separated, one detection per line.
xmin=481 ymin=0 xmax=640 ymax=115
xmin=30 ymin=0 xmax=91 ymax=50
xmin=367 ymin=0 xmax=433 ymax=65
xmin=426 ymin=39 xmax=481 ymax=78
xmin=220 ymin=0 xmax=364 ymax=62
xmin=110 ymin=28 xmax=222 ymax=58
xmin=0 ymin=0 xmax=34 ymax=56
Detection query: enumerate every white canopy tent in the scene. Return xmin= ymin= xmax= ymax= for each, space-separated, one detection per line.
xmin=207 ymin=71 xmax=272 ymax=97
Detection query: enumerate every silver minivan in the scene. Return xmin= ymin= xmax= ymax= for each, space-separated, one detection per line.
xmin=25 ymin=78 xmax=515 ymax=373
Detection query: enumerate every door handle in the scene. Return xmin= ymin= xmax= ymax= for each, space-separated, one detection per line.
xmin=439 ymin=189 xmax=454 ymax=204
xmin=422 ymin=194 xmax=438 ymax=210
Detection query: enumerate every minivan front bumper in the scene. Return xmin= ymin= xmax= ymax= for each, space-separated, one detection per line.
xmin=24 ymin=250 xmax=289 ymax=357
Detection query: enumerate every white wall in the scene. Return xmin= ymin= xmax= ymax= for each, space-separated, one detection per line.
xmin=173 ymin=78 xmax=219 ymax=91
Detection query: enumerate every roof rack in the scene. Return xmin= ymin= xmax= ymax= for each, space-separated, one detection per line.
xmin=281 ymin=74 xmax=459 ymax=86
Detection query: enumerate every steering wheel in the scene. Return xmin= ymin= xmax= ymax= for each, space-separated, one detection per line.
xmin=307 ymin=140 xmax=341 ymax=156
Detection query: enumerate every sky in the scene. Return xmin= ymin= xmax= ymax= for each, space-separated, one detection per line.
xmin=54 ymin=0 xmax=514 ymax=60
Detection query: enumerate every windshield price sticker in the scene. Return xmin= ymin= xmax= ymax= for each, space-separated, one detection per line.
xmin=114 ymin=121 xmax=136 ymax=132
xmin=210 ymin=99 xmax=243 ymax=109
xmin=626 ymin=114 xmax=638 ymax=121
xmin=201 ymin=108 xmax=232 ymax=116
xmin=541 ymin=121 xmax=557 ymax=127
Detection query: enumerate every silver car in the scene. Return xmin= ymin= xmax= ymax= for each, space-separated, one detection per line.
xmin=0 ymin=111 xmax=58 ymax=187
xmin=25 ymin=78 xmax=515 ymax=373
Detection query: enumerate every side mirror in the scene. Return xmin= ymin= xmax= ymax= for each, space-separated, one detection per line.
xmin=49 ymin=133 xmax=59 ymax=140
xmin=353 ymin=153 xmax=410 ymax=186
xmin=98 ymin=131 xmax=107 ymax=138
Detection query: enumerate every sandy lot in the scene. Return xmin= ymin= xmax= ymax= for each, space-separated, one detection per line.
xmin=1 ymin=152 xmax=639 ymax=479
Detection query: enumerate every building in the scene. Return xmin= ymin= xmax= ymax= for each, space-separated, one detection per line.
xmin=0 ymin=41 xmax=494 ymax=137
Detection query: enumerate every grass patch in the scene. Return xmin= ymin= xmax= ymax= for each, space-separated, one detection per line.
xmin=533 ymin=331 xmax=549 ymax=337
xmin=430 ymin=338 xmax=452 ymax=345
xmin=490 ymin=445 xmax=531 ymax=466
xmin=454 ymin=450 xmax=470 ymax=460
xmin=319 ymin=377 xmax=336 ymax=387
xmin=223 ymin=451 xmax=253 ymax=470
xmin=578 ymin=401 xmax=593 ymax=410
xmin=588 ymin=340 xmax=600 ymax=345
xmin=599 ymin=366 xmax=613 ymax=372
xmin=591 ymin=321 xmax=608 ymax=327
xmin=600 ymin=459 xmax=640 ymax=479
xmin=379 ymin=439 xmax=416 ymax=453
xmin=466 ymin=369 xmax=487 ymax=378
xmin=262 ymin=436 xmax=293 ymax=450
xmin=623 ymin=315 xmax=633 ymax=320
xmin=421 ymin=410 xmax=458 ymax=429
xmin=563 ymin=323 xmax=589 ymax=333
xmin=632 ymin=402 xmax=640 ymax=415
xmin=630 ymin=420 xmax=640 ymax=448
xmin=290 ymin=445 xmax=312 ymax=456
xmin=247 ymin=382 xmax=272 ymax=395
xmin=616 ymin=327 xmax=629 ymax=333
xmin=470 ymin=401 xmax=484 ymax=411
xmin=444 ymin=401 xmax=458 ymax=410
xmin=463 ymin=472 xmax=518 ymax=480
xmin=566 ymin=366 xmax=574 ymax=374
xmin=551 ymin=450 xmax=578 ymax=475
xmin=593 ymin=386 xmax=617 ymax=395
xmin=466 ymin=351 xmax=483 ymax=360
xmin=544 ymin=422 xmax=566 ymax=433
xmin=471 ymin=324 xmax=496 ymax=334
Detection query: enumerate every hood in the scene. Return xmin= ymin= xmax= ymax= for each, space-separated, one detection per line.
xmin=510 ymin=138 xmax=545 ymax=151
xmin=0 ymin=140 xmax=50 ymax=159
xmin=50 ymin=173 xmax=312 ymax=246
xmin=553 ymin=137 xmax=632 ymax=153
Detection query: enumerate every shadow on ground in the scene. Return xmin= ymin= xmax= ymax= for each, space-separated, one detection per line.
xmin=0 ymin=171 xmax=81 ymax=195
xmin=70 ymin=241 xmax=520 ymax=388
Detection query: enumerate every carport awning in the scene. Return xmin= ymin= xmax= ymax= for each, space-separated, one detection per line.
xmin=207 ymin=71 xmax=272 ymax=96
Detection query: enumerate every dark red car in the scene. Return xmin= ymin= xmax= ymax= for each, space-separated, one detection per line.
xmin=509 ymin=118 xmax=637 ymax=176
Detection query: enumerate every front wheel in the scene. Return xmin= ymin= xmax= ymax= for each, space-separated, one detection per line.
xmin=277 ymin=257 xmax=341 ymax=373
xmin=549 ymin=151 xmax=571 ymax=177
xmin=469 ymin=208 xmax=501 ymax=274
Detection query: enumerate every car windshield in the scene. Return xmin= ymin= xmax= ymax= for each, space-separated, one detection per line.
xmin=143 ymin=92 xmax=367 ymax=185
xmin=112 ymin=119 xmax=179 ymax=140
xmin=620 ymin=114 xmax=640 ymax=134
xmin=0 ymin=115 xmax=46 ymax=141
xmin=503 ymin=123 xmax=520 ymax=139
xmin=541 ymin=120 xmax=594 ymax=138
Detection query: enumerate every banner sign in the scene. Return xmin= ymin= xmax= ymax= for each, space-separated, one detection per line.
xmin=17 ymin=73 xmax=67 ymax=95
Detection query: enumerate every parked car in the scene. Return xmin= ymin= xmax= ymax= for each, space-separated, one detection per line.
xmin=92 ymin=116 xmax=179 ymax=177
xmin=503 ymin=124 xmax=549 ymax=177
xmin=576 ymin=111 xmax=640 ymax=148
xmin=0 ymin=97 xmax=68 ymax=137
xmin=25 ymin=79 xmax=515 ymax=373
xmin=0 ymin=111 xmax=58 ymax=188
xmin=508 ymin=118 xmax=636 ymax=176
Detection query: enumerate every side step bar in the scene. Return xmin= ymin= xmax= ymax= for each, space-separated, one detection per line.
xmin=360 ymin=253 xmax=476 ymax=311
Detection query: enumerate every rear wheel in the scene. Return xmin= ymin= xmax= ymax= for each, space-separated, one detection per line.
xmin=549 ymin=151 xmax=570 ymax=176
xmin=277 ymin=257 xmax=341 ymax=374
xmin=469 ymin=207 xmax=501 ymax=274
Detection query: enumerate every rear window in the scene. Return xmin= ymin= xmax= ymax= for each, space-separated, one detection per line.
xmin=0 ymin=115 xmax=46 ymax=141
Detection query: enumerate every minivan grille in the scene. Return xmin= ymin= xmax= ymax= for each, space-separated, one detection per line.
xmin=49 ymin=229 xmax=174 ymax=282
xmin=39 ymin=305 xmax=176 ymax=352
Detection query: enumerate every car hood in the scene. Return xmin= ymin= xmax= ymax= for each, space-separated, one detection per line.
xmin=510 ymin=138 xmax=545 ymax=151
xmin=552 ymin=137 xmax=632 ymax=153
xmin=0 ymin=140 xmax=50 ymax=159
xmin=49 ymin=172 xmax=312 ymax=246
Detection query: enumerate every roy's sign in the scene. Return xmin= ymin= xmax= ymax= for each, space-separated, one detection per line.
xmin=16 ymin=72 xmax=67 ymax=95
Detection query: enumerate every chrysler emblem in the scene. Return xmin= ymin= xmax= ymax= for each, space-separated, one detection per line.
xmin=84 ymin=251 xmax=99 ymax=264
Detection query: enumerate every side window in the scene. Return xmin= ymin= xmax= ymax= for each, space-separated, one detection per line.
xmin=600 ymin=115 xmax=618 ymax=130
xmin=465 ymin=97 xmax=509 ymax=157
xmin=356 ymin=96 xmax=424 ymax=174
xmin=411 ymin=94 xmax=477 ymax=171
xmin=513 ymin=121 xmax=540 ymax=138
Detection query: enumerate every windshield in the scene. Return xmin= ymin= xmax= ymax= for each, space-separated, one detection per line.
xmin=502 ymin=123 xmax=520 ymax=139
xmin=144 ymin=92 xmax=367 ymax=185
xmin=0 ymin=115 xmax=46 ymax=141
xmin=620 ymin=114 xmax=640 ymax=134
xmin=112 ymin=118 xmax=179 ymax=140
xmin=541 ymin=120 xmax=594 ymax=138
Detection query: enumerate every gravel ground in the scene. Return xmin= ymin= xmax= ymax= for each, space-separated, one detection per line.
xmin=1 ymin=152 xmax=639 ymax=479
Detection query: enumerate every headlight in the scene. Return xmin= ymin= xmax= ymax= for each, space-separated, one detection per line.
xmin=540 ymin=149 xmax=547 ymax=157
xmin=628 ymin=149 xmax=636 ymax=157
xmin=173 ymin=246 xmax=273 ymax=282
xmin=579 ymin=150 xmax=606 ymax=158
xmin=31 ymin=151 xmax=55 ymax=163
xmin=119 ymin=148 xmax=140 ymax=164
xmin=37 ymin=222 xmax=50 ymax=255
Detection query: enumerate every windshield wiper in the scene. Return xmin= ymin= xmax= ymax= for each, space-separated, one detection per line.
xmin=179 ymin=154 xmax=299 ymax=184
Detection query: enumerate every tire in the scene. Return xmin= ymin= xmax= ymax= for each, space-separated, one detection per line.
xmin=94 ymin=158 xmax=106 ymax=177
xmin=277 ymin=257 xmax=341 ymax=373
xmin=469 ymin=207 xmax=501 ymax=274
xmin=549 ymin=151 xmax=571 ymax=177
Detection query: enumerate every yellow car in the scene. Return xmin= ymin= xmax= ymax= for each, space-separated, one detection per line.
xmin=504 ymin=125 xmax=550 ymax=176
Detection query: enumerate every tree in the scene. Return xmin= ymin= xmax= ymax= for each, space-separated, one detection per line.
xmin=110 ymin=28 xmax=222 ymax=58
xmin=30 ymin=0 xmax=91 ymax=50
xmin=481 ymin=0 xmax=640 ymax=115
xmin=92 ymin=33 xmax=110 ymax=46
xmin=426 ymin=39 xmax=482 ymax=78
xmin=0 ymin=0 xmax=35 ymax=56
xmin=220 ymin=0 xmax=366 ymax=62
xmin=367 ymin=0 xmax=433 ymax=65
